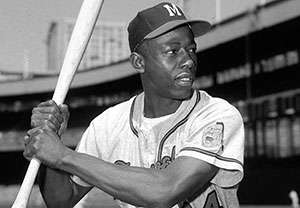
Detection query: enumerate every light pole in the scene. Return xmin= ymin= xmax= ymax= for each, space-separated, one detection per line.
xmin=216 ymin=0 xmax=221 ymax=23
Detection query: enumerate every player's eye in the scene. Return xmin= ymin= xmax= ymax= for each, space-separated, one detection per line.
xmin=166 ymin=49 xmax=179 ymax=55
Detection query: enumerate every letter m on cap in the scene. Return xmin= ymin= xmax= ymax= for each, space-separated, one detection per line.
xmin=163 ymin=3 xmax=182 ymax=16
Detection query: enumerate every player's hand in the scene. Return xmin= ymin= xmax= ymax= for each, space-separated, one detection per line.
xmin=31 ymin=100 xmax=70 ymax=136
xmin=23 ymin=127 xmax=70 ymax=169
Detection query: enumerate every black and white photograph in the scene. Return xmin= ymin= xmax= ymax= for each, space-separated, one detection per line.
xmin=0 ymin=0 xmax=299 ymax=207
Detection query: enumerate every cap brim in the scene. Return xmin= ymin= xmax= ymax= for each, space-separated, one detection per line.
xmin=145 ymin=19 xmax=211 ymax=39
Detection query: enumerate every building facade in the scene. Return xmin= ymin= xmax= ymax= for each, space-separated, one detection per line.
xmin=47 ymin=19 xmax=130 ymax=72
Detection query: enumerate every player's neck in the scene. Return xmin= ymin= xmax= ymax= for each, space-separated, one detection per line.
xmin=143 ymin=94 xmax=182 ymax=118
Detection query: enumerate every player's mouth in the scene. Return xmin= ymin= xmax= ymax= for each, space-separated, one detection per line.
xmin=175 ymin=72 xmax=194 ymax=87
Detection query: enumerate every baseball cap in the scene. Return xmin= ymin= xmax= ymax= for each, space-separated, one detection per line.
xmin=128 ymin=2 xmax=211 ymax=52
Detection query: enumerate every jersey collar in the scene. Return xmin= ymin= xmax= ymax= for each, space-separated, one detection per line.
xmin=129 ymin=90 xmax=201 ymax=141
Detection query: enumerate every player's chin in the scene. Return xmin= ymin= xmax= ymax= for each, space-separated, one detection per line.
xmin=172 ymin=87 xmax=194 ymax=101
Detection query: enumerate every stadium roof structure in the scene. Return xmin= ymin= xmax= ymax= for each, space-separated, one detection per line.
xmin=0 ymin=0 xmax=299 ymax=97
xmin=0 ymin=60 xmax=135 ymax=97
xmin=195 ymin=0 xmax=300 ymax=51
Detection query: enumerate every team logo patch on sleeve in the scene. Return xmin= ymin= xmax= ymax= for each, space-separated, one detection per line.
xmin=201 ymin=122 xmax=224 ymax=151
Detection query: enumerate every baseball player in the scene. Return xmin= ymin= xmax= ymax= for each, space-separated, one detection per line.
xmin=24 ymin=2 xmax=244 ymax=208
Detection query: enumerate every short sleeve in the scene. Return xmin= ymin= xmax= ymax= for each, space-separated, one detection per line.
xmin=71 ymin=122 xmax=101 ymax=187
xmin=178 ymin=105 xmax=244 ymax=187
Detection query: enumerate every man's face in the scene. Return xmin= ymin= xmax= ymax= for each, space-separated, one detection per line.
xmin=140 ymin=25 xmax=197 ymax=100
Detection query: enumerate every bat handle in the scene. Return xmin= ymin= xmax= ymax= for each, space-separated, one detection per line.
xmin=11 ymin=158 xmax=41 ymax=208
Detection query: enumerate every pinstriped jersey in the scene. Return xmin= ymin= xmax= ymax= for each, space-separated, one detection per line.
xmin=72 ymin=90 xmax=244 ymax=208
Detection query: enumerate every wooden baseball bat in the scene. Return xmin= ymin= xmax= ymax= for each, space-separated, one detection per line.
xmin=11 ymin=0 xmax=104 ymax=207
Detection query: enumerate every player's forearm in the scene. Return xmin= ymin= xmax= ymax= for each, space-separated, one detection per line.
xmin=38 ymin=165 xmax=75 ymax=208
xmin=58 ymin=150 xmax=179 ymax=207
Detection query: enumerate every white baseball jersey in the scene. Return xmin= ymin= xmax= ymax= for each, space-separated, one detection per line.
xmin=72 ymin=90 xmax=244 ymax=208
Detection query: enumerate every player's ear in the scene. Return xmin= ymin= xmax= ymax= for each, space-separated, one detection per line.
xmin=130 ymin=52 xmax=145 ymax=73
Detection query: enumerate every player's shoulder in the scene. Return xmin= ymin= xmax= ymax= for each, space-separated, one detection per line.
xmin=195 ymin=90 xmax=242 ymax=119
xmin=91 ymin=95 xmax=136 ymax=125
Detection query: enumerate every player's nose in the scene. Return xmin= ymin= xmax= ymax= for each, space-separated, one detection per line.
xmin=181 ymin=59 xmax=195 ymax=71
xmin=179 ymin=49 xmax=195 ymax=70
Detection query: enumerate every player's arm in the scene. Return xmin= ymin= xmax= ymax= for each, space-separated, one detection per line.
xmin=37 ymin=164 xmax=92 ymax=208
xmin=26 ymin=100 xmax=217 ymax=207
xmin=26 ymin=100 xmax=218 ymax=207
xmin=61 ymin=150 xmax=218 ymax=207
xmin=25 ymin=125 xmax=218 ymax=208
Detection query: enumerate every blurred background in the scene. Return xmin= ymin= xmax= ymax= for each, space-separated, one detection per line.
xmin=0 ymin=0 xmax=299 ymax=207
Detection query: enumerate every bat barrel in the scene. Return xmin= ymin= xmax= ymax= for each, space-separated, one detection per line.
xmin=53 ymin=0 xmax=104 ymax=105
